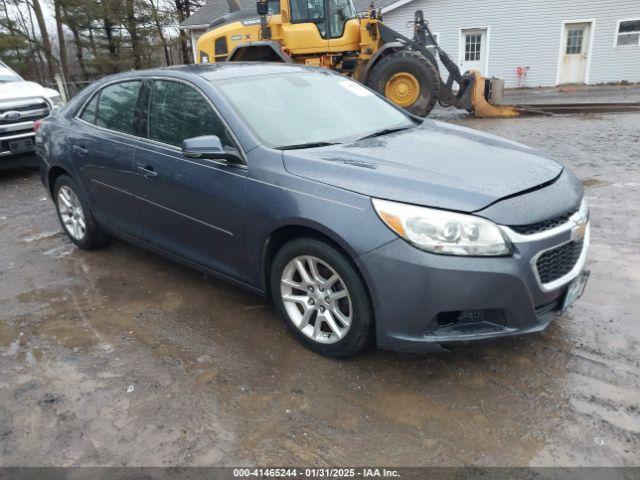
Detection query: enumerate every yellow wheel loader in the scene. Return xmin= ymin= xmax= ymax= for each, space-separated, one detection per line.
xmin=195 ymin=0 xmax=520 ymax=117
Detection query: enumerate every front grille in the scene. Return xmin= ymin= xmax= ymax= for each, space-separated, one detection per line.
xmin=510 ymin=209 xmax=577 ymax=235
xmin=0 ymin=98 xmax=50 ymax=124
xmin=0 ymin=98 xmax=49 ymax=154
xmin=536 ymin=239 xmax=584 ymax=284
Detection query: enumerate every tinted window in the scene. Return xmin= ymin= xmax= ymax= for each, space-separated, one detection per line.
xmin=96 ymin=81 xmax=142 ymax=135
xmin=80 ymin=93 xmax=99 ymax=124
xmin=148 ymin=80 xmax=233 ymax=149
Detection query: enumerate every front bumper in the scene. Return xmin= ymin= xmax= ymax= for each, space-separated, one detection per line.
xmin=356 ymin=213 xmax=590 ymax=353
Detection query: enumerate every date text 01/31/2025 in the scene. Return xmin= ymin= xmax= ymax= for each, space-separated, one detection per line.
xmin=232 ymin=468 xmax=401 ymax=478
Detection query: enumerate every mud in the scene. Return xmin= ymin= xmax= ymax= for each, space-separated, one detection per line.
xmin=1 ymin=111 xmax=639 ymax=467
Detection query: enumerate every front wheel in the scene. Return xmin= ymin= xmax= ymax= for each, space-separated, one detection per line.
xmin=366 ymin=50 xmax=440 ymax=117
xmin=270 ymin=238 xmax=373 ymax=358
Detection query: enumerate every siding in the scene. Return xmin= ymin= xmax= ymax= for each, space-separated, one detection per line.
xmin=382 ymin=0 xmax=640 ymax=87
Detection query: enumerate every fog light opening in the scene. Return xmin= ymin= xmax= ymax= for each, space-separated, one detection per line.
xmin=437 ymin=311 xmax=462 ymax=326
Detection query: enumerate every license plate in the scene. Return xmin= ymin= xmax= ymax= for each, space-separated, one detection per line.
xmin=562 ymin=270 xmax=590 ymax=312
xmin=9 ymin=138 xmax=34 ymax=154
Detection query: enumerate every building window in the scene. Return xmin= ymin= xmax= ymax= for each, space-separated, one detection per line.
xmin=566 ymin=28 xmax=584 ymax=54
xmin=616 ymin=19 xmax=640 ymax=47
xmin=465 ymin=34 xmax=482 ymax=61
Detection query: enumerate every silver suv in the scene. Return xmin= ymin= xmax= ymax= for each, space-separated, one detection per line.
xmin=1 ymin=60 xmax=62 ymax=169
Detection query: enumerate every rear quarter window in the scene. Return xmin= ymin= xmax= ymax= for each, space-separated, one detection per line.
xmin=95 ymin=81 xmax=142 ymax=135
xmin=79 ymin=93 xmax=99 ymax=124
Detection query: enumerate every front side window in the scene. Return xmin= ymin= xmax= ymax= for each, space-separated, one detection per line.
xmin=616 ymin=19 xmax=640 ymax=47
xmin=267 ymin=0 xmax=280 ymax=14
xmin=148 ymin=80 xmax=234 ymax=149
xmin=290 ymin=0 xmax=326 ymax=36
xmin=95 ymin=81 xmax=142 ymax=135
xmin=328 ymin=0 xmax=356 ymax=38
xmin=214 ymin=71 xmax=414 ymax=148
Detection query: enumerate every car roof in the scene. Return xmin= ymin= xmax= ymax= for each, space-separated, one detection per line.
xmin=104 ymin=62 xmax=329 ymax=83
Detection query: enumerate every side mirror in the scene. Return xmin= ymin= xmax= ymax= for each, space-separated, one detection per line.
xmin=181 ymin=135 xmax=243 ymax=164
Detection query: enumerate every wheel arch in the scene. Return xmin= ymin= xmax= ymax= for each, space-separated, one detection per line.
xmin=360 ymin=42 xmax=404 ymax=83
xmin=48 ymin=165 xmax=71 ymax=197
xmin=261 ymin=223 xmax=374 ymax=317
xmin=362 ymin=43 xmax=439 ymax=85
xmin=227 ymin=41 xmax=293 ymax=62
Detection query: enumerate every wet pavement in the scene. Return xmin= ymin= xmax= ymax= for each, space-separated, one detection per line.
xmin=1 ymin=110 xmax=639 ymax=467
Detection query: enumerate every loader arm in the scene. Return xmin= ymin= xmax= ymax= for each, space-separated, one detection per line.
xmin=376 ymin=11 xmax=474 ymax=111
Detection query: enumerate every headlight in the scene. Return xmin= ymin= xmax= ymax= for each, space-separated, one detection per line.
xmin=47 ymin=95 xmax=63 ymax=106
xmin=372 ymin=198 xmax=512 ymax=256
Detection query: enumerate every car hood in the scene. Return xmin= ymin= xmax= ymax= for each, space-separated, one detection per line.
xmin=282 ymin=120 xmax=563 ymax=212
xmin=0 ymin=81 xmax=58 ymax=102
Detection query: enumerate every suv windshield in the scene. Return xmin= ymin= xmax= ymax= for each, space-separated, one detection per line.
xmin=213 ymin=70 xmax=416 ymax=148
xmin=0 ymin=64 xmax=22 ymax=83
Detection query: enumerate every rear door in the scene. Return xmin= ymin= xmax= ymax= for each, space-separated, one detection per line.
xmin=133 ymin=78 xmax=248 ymax=280
xmin=72 ymin=80 xmax=145 ymax=237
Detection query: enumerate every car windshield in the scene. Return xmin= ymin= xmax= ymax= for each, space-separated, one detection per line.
xmin=213 ymin=70 xmax=416 ymax=148
xmin=0 ymin=64 xmax=22 ymax=83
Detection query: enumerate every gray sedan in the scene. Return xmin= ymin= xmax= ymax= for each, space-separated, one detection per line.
xmin=35 ymin=63 xmax=589 ymax=357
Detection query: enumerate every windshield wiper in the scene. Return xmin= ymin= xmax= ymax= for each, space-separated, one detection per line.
xmin=357 ymin=125 xmax=415 ymax=141
xmin=275 ymin=141 xmax=339 ymax=150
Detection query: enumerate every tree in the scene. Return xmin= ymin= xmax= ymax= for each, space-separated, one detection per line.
xmin=30 ymin=0 xmax=57 ymax=82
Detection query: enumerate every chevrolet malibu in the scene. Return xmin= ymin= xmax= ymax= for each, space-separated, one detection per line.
xmin=35 ymin=63 xmax=590 ymax=358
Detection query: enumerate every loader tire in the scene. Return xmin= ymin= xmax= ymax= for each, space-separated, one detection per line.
xmin=366 ymin=50 xmax=440 ymax=117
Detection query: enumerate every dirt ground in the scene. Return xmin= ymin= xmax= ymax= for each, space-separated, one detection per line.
xmin=1 ymin=108 xmax=639 ymax=468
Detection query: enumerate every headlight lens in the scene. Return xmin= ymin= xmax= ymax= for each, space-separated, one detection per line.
xmin=49 ymin=95 xmax=62 ymax=105
xmin=372 ymin=198 xmax=512 ymax=256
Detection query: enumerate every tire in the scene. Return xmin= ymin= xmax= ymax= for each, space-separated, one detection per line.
xmin=270 ymin=238 xmax=373 ymax=358
xmin=366 ymin=50 xmax=440 ymax=117
xmin=53 ymin=174 xmax=109 ymax=249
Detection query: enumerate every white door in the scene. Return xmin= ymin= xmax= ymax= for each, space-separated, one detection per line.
xmin=459 ymin=28 xmax=488 ymax=75
xmin=560 ymin=22 xmax=591 ymax=84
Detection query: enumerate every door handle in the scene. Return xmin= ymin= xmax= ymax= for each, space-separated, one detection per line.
xmin=137 ymin=165 xmax=158 ymax=179
xmin=73 ymin=145 xmax=88 ymax=157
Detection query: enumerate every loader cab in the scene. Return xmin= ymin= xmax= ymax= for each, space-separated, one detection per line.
xmin=287 ymin=0 xmax=357 ymax=39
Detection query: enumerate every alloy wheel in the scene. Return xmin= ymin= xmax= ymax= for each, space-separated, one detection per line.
xmin=280 ymin=255 xmax=352 ymax=344
xmin=57 ymin=185 xmax=86 ymax=241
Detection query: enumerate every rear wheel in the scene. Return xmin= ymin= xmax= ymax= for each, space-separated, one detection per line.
xmin=53 ymin=175 xmax=109 ymax=249
xmin=367 ymin=50 xmax=440 ymax=117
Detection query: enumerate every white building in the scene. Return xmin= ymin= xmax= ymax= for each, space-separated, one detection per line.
xmin=380 ymin=0 xmax=640 ymax=87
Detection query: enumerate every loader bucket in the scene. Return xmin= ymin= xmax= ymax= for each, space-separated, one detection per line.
xmin=468 ymin=71 xmax=520 ymax=118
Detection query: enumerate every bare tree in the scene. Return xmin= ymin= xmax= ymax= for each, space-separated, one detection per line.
xmin=30 ymin=0 xmax=57 ymax=81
